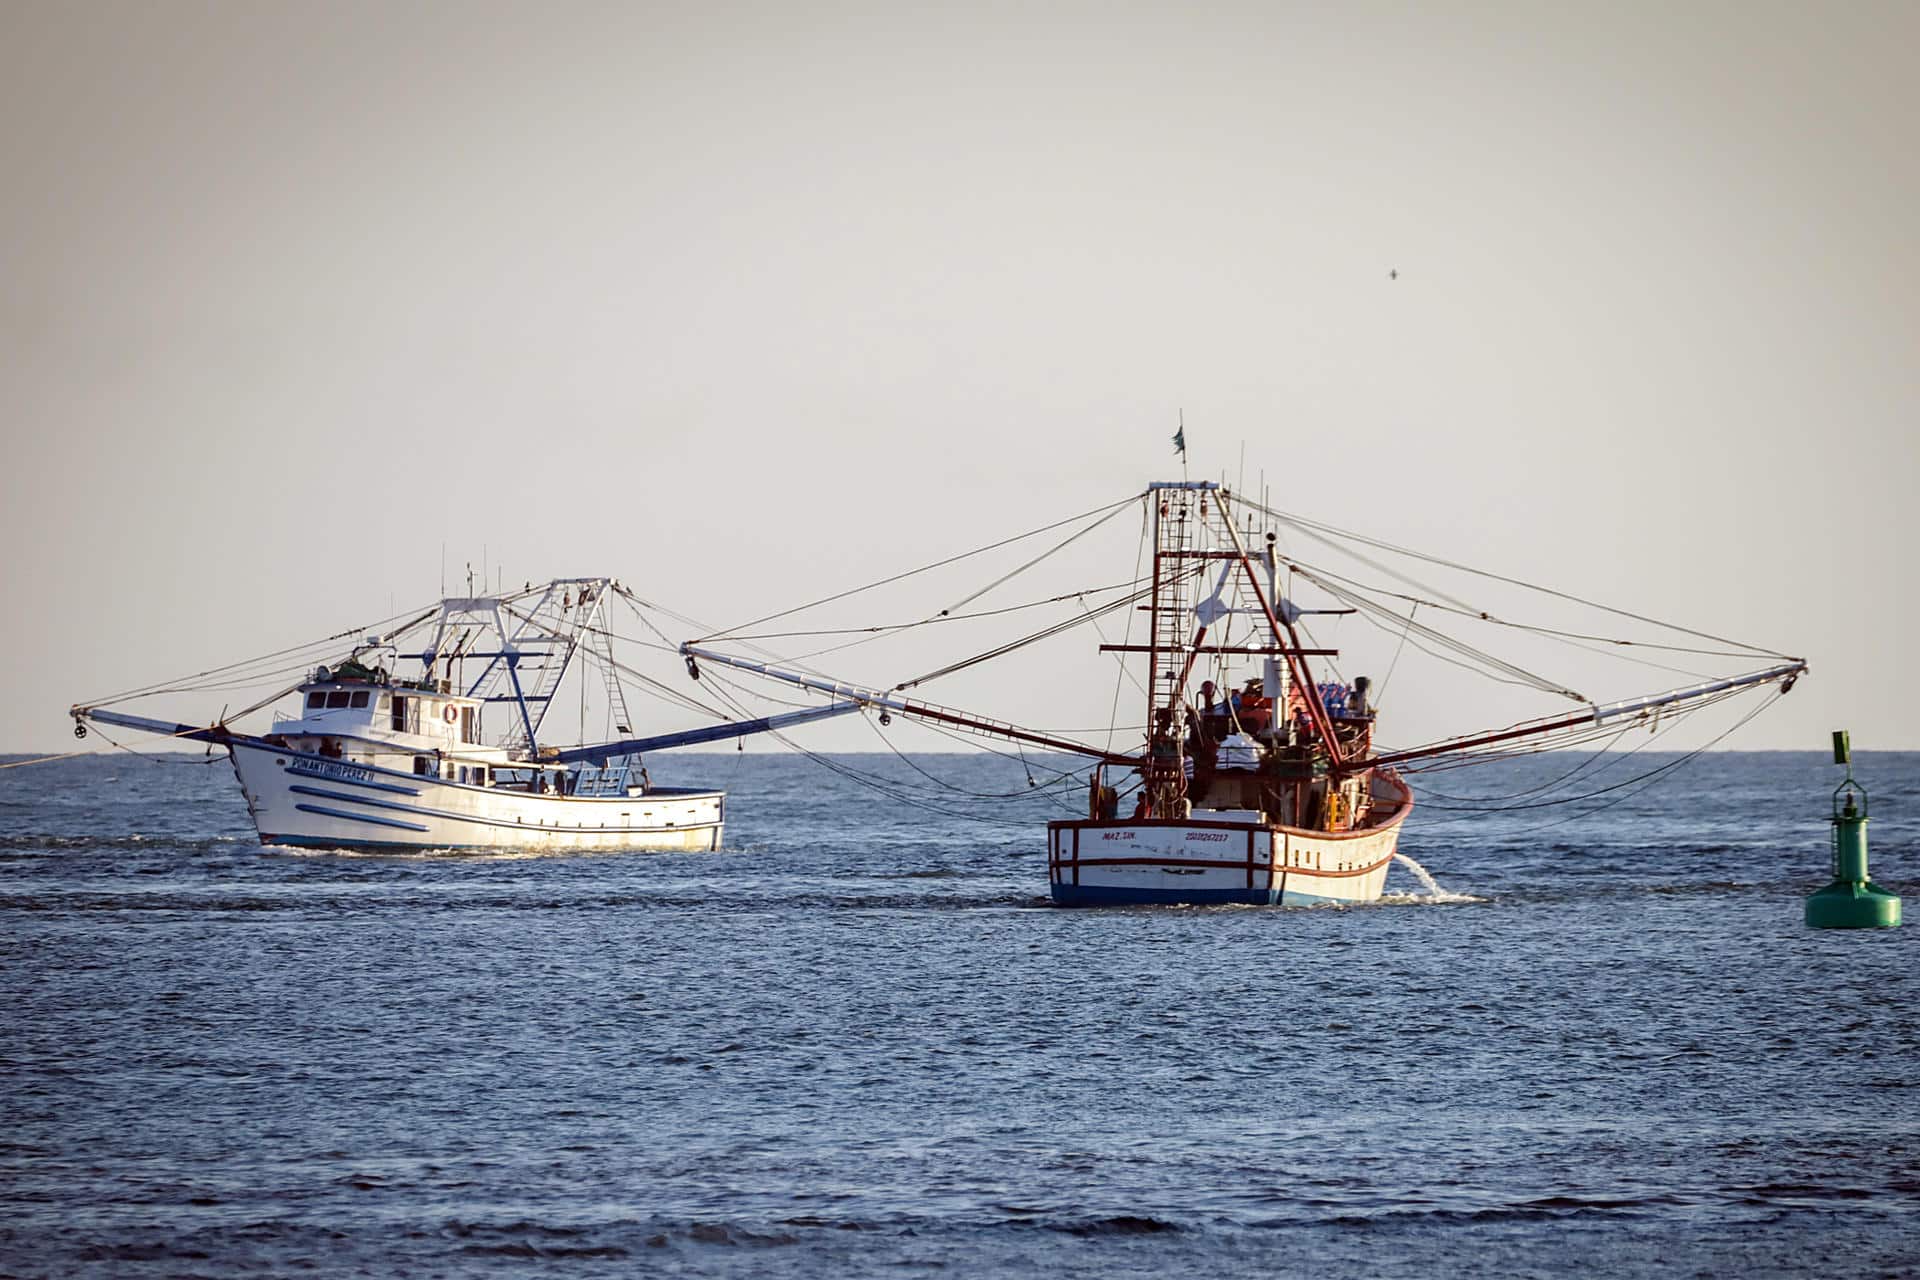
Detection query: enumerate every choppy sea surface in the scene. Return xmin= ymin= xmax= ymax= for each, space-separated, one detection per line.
xmin=1 ymin=749 xmax=1915 ymax=1277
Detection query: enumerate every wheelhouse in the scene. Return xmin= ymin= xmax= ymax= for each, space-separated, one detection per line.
xmin=291 ymin=681 xmax=482 ymax=747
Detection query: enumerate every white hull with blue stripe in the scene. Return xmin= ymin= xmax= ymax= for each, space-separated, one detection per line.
xmin=71 ymin=578 xmax=870 ymax=856
xmin=229 ymin=739 xmax=723 ymax=852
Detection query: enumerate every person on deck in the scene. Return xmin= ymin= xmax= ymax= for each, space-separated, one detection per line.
xmin=1132 ymin=792 xmax=1152 ymax=820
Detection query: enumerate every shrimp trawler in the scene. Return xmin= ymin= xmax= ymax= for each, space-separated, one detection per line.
xmin=70 ymin=578 xmax=860 ymax=851
xmin=677 ymin=478 xmax=1806 ymax=906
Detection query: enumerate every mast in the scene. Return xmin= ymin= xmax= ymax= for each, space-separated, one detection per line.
xmin=1215 ymin=492 xmax=1346 ymax=771
xmin=1142 ymin=482 xmax=1218 ymax=813
xmin=1147 ymin=490 xmax=1163 ymax=739
xmin=1262 ymin=532 xmax=1284 ymax=707
xmin=422 ymin=578 xmax=623 ymax=758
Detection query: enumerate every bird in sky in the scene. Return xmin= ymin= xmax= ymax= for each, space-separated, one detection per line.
xmin=1389 ymin=269 xmax=1399 ymax=280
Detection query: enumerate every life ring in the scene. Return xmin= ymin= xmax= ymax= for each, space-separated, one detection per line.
xmin=443 ymin=704 xmax=459 ymax=724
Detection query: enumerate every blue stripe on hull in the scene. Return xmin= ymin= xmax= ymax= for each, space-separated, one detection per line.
xmin=1048 ymin=883 xmax=1362 ymax=907
xmin=292 ymin=802 xmax=431 ymax=832
xmin=277 ymin=782 xmax=721 ymax=839
xmin=264 ymin=832 xmax=484 ymax=850
xmin=260 ymin=831 xmax=722 ymax=852
xmin=232 ymin=741 xmax=723 ymax=805
xmin=283 ymin=766 xmax=420 ymax=796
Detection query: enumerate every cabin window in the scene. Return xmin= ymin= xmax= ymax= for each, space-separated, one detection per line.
xmin=305 ymin=691 xmax=326 ymax=710
xmin=326 ymin=691 xmax=351 ymax=709
xmin=392 ymin=696 xmax=408 ymax=731
xmin=350 ymin=691 xmax=370 ymax=709
xmin=460 ymin=707 xmax=476 ymax=743
xmin=413 ymin=756 xmax=430 ymax=776
xmin=457 ymin=766 xmax=468 ymax=784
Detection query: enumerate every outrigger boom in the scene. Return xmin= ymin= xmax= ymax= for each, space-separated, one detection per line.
xmin=71 ymin=700 xmax=865 ymax=764
xmin=545 ymin=702 xmax=861 ymax=763
xmin=680 ymin=645 xmax=1143 ymax=765
xmin=1363 ymin=660 xmax=1808 ymax=770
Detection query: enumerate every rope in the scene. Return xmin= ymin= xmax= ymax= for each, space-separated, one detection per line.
xmin=695 ymin=669 xmax=1054 ymax=827
xmin=716 ymin=577 xmax=1146 ymax=644
xmin=1414 ymin=690 xmax=1782 ymax=833
xmin=1374 ymin=601 xmax=1418 ymax=705
xmin=891 ymin=577 xmax=1167 ymax=691
xmin=1104 ymin=496 xmax=1151 ymax=753
xmin=0 ymin=747 xmax=99 ymax=771
xmin=927 ymin=500 xmax=1137 ymax=619
xmin=692 ymin=492 xmax=1141 ymax=643
xmin=78 ymin=604 xmax=440 ymax=709
xmin=1237 ymin=495 xmax=1793 ymax=660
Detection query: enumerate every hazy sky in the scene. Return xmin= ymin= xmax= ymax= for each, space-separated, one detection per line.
xmin=2 ymin=1 xmax=1915 ymax=755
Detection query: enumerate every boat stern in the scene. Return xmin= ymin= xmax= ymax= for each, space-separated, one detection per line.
xmin=1047 ymin=813 xmax=1401 ymax=907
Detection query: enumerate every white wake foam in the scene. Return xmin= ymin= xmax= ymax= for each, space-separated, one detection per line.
xmin=1386 ymin=852 xmax=1484 ymax=904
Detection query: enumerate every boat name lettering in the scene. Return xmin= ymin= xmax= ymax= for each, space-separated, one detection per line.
xmin=1100 ymin=830 xmax=1136 ymax=841
xmin=289 ymin=759 xmax=377 ymax=786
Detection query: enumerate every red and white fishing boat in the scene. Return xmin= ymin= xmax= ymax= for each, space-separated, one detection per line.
xmin=1039 ymin=482 xmax=1414 ymax=905
xmin=681 ymin=468 xmax=1806 ymax=907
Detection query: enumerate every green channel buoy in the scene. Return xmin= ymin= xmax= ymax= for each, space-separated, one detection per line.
xmin=1805 ymin=730 xmax=1901 ymax=929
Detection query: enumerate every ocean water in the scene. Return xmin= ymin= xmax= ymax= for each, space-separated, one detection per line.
xmin=1 ymin=749 xmax=1916 ymax=1277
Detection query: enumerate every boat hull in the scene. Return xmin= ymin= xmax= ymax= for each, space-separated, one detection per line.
xmin=228 ymin=740 xmax=723 ymax=852
xmin=1047 ymin=808 xmax=1405 ymax=907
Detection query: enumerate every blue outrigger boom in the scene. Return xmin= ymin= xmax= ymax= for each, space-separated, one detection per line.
xmin=546 ymin=701 xmax=862 ymax=764
xmin=74 ymin=701 xmax=866 ymax=765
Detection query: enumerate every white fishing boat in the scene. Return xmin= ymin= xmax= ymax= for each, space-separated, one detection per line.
xmin=71 ymin=578 xmax=857 ymax=852
xmin=676 ymin=469 xmax=1807 ymax=907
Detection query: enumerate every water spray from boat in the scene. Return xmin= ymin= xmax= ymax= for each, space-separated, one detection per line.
xmin=1387 ymin=852 xmax=1483 ymax=904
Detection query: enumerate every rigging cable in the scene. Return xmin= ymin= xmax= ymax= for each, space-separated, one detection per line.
xmin=1236 ymin=495 xmax=1794 ymax=660
xmin=1414 ymin=691 xmax=1782 ymax=834
xmin=695 ymin=669 xmax=1056 ymax=827
xmin=894 ymin=563 xmax=1207 ymax=693
xmin=78 ymin=604 xmax=441 ymax=709
xmin=1104 ymin=495 xmax=1152 ymax=754
xmin=692 ymin=492 xmax=1143 ymax=644
xmin=1373 ymin=601 xmax=1419 ymax=707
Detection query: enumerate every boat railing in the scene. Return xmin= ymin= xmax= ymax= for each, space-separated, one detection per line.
xmin=570 ymin=761 xmax=634 ymax=797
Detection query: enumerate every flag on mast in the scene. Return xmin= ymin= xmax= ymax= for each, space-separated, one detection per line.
xmin=1172 ymin=425 xmax=1186 ymax=456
